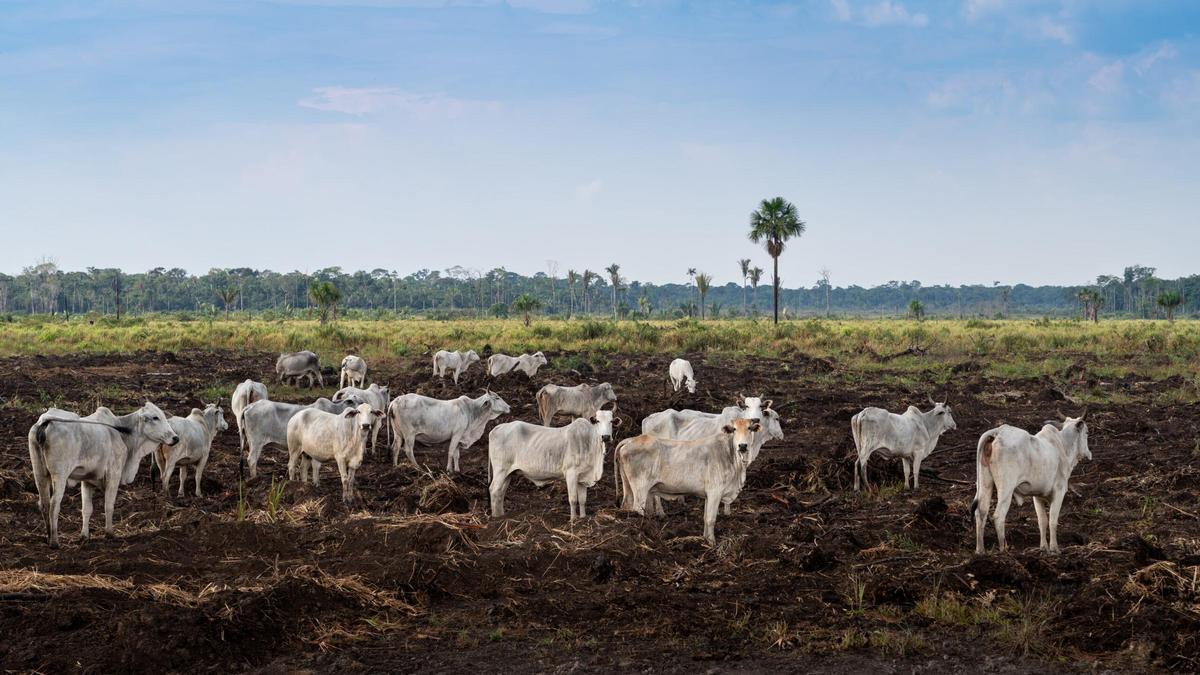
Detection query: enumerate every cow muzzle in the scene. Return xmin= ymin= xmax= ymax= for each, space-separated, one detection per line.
xmin=601 ymin=435 xmax=612 ymax=443
xmin=167 ymin=435 xmax=180 ymax=446
xmin=737 ymin=443 xmax=749 ymax=453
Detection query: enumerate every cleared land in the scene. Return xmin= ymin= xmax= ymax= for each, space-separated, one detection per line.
xmin=0 ymin=320 xmax=1197 ymax=672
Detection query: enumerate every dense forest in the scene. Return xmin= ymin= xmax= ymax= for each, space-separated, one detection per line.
xmin=1 ymin=261 xmax=1192 ymax=320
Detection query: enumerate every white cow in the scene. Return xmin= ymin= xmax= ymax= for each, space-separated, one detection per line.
xmin=154 ymin=404 xmax=228 ymax=497
xmin=231 ymin=379 xmax=268 ymax=426
xmin=487 ymin=351 xmax=548 ymax=378
xmin=668 ymin=358 xmax=698 ymax=394
xmin=639 ymin=404 xmax=784 ymax=514
xmin=340 ymin=355 xmax=368 ymax=388
xmin=28 ymin=402 xmax=179 ymax=547
xmin=972 ymin=414 xmax=1092 ymax=554
xmin=536 ymin=382 xmax=617 ymax=427
xmin=488 ymin=411 xmax=618 ymax=520
xmin=287 ymin=402 xmax=384 ymax=504
xmin=851 ymin=401 xmax=956 ymax=491
xmin=389 ymin=391 xmax=511 ymax=471
xmin=239 ymin=397 xmax=360 ymax=478
xmin=616 ymin=418 xmax=760 ymax=545
xmin=276 ymin=351 xmax=323 ymax=387
xmin=334 ymin=383 xmax=390 ymax=452
xmin=432 ymin=350 xmax=480 ymax=384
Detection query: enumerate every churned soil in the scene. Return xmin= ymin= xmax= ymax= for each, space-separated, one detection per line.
xmin=0 ymin=347 xmax=1196 ymax=672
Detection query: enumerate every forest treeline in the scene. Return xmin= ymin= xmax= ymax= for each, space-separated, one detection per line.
xmin=2 ymin=261 xmax=1192 ymax=320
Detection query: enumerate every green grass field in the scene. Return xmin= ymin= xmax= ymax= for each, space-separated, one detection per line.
xmin=2 ymin=316 xmax=1197 ymax=382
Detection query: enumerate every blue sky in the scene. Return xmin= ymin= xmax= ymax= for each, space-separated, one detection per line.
xmin=2 ymin=0 xmax=1198 ymax=286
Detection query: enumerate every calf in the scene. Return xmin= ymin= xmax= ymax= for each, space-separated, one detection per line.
xmin=616 ymin=418 xmax=760 ymax=545
xmin=432 ymin=349 xmax=480 ymax=384
xmin=340 ymin=354 xmax=368 ymax=388
xmin=155 ymin=404 xmax=228 ymax=497
xmin=487 ymin=351 xmax=548 ymax=378
xmin=287 ymin=402 xmax=383 ymax=504
xmin=28 ymin=402 xmax=179 ymax=547
xmin=276 ymin=351 xmax=323 ymax=387
xmin=488 ymin=411 xmax=618 ymax=520
xmin=972 ymin=413 xmax=1092 ymax=554
xmin=389 ymin=391 xmax=511 ymax=471
xmin=536 ymin=382 xmax=617 ymax=427
xmin=851 ymin=400 xmax=956 ymax=491
xmin=668 ymin=358 xmax=698 ymax=394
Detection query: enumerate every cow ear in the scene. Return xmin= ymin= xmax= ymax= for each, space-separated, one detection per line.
xmin=345 ymin=408 xmax=360 ymax=417
xmin=763 ymin=400 xmax=773 ymax=409
xmin=612 ymin=417 xmax=623 ymax=427
xmin=589 ymin=417 xmax=599 ymax=424
xmin=373 ymin=409 xmax=384 ymax=417
xmin=750 ymin=423 xmax=762 ymax=433
xmin=722 ymin=424 xmax=735 ymax=434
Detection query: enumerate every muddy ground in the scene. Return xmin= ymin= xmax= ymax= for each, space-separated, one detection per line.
xmin=0 ymin=348 xmax=1197 ymax=673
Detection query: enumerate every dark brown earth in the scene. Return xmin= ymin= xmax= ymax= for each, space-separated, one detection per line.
xmin=0 ymin=348 xmax=1197 ymax=673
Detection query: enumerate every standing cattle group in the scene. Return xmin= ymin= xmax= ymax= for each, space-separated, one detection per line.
xmin=26 ymin=351 xmax=1093 ymax=553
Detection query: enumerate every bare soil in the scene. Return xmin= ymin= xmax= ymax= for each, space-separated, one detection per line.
xmin=0 ymin=348 xmax=1197 ymax=672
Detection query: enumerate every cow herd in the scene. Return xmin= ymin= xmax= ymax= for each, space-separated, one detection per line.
xmin=25 ymin=350 xmax=1093 ymax=554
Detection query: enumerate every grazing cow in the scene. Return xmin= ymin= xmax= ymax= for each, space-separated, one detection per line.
xmin=616 ymin=418 xmax=760 ymax=545
xmin=287 ymin=403 xmax=384 ymax=504
xmin=232 ymin=379 xmax=267 ymax=451
xmin=389 ymin=391 xmax=511 ymax=471
xmin=239 ymin=397 xmax=359 ymax=478
xmin=340 ymin=354 xmax=368 ymax=388
xmin=639 ymin=404 xmax=784 ymax=514
xmin=851 ymin=401 xmax=956 ymax=491
xmin=334 ymin=383 xmax=390 ymax=452
xmin=536 ymin=382 xmax=617 ymax=427
xmin=487 ymin=351 xmax=548 ymax=378
xmin=154 ymin=404 xmax=228 ymax=497
xmin=27 ymin=402 xmax=180 ymax=547
xmin=276 ymin=351 xmax=323 ymax=387
xmin=488 ymin=410 xmax=619 ymax=520
xmin=432 ymin=350 xmax=480 ymax=384
xmin=972 ymin=414 xmax=1092 ymax=554
xmin=668 ymin=358 xmax=698 ymax=394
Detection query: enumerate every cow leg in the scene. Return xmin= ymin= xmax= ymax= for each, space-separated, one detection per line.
xmin=565 ymin=472 xmax=580 ymax=520
xmin=652 ymin=494 xmax=665 ymax=518
xmin=856 ymin=449 xmax=874 ymax=491
xmin=248 ymin=441 xmax=264 ymax=479
xmin=80 ymin=482 xmax=94 ymax=540
xmin=1032 ymin=496 xmax=1049 ymax=551
xmin=722 ymin=501 xmax=731 ymax=516
xmin=310 ymin=458 xmax=321 ymax=486
xmin=577 ymin=484 xmax=588 ymax=518
xmin=702 ymin=490 xmax=721 ymax=545
xmin=47 ymin=471 xmax=69 ymax=547
xmin=911 ymin=455 xmax=924 ymax=490
xmin=405 ymin=435 xmax=419 ymax=468
xmin=489 ymin=468 xmax=512 ymax=517
xmin=177 ymin=465 xmax=187 ymax=497
xmin=194 ymin=454 xmax=207 ymax=497
xmin=974 ymin=477 xmax=994 ymax=555
xmin=287 ymin=445 xmax=301 ymax=481
xmin=102 ymin=475 xmax=119 ymax=538
xmin=1047 ymin=491 xmax=1066 ymax=553
xmin=336 ymin=456 xmax=351 ymax=504
xmin=446 ymin=434 xmax=463 ymax=473
xmin=992 ymin=485 xmax=1015 ymax=553
xmin=901 ymin=458 xmax=912 ymax=489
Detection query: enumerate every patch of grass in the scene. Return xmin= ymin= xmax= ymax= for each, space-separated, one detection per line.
xmin=869 ymin=629 xmax=928 ymax=657
xmin=267 ymin=475 xmax=286 ymax=521
xmin=843 ymin=572 xmax=868 ymax=614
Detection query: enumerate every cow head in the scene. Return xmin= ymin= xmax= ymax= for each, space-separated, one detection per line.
xmin=930 ymin=402 xmax=956 ymax=433
xmin=759 ymin=407 xmax=784 ymax=441
xmin=484 ymin=390 xmax=511 ymax=418
xmin=532 ymin=351 xmax=548 ymax=366
xmin=598 ymin=383 xmax=617 ymax=404
xmin=465 ymin=350 xmax=481 ymax=364
xmin=589 ymin=409 xmax=622 ymax=443
xmin=685 ymin=377 xmax=698 ymax=394
xmin=344 ymin=403 xmax=385 ymax=434
xmin=201 ymin=403 xmax=229 ymax=434
xmin=139 ymin=402 xmax=179 ymax=447
xmin=722 ymin=418 xmax=761 ymax=462
xmin=1065 ymin=410 xmax=1091 ymax=462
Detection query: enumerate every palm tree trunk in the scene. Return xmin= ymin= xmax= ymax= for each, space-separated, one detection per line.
xmin=772 ymin=256 xmax=780 ymax=325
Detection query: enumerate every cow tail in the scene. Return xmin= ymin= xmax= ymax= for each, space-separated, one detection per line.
xmin=972 ymin=430 xmax=998 ymax=516
xmin=388 ymin=405 xmax=402 ymax=461
xmin=850 ymin=412 xmax=863 ymax=485
xmin=237 ymin=407 xmax=248 ymax=481
xmin=536 ymin=387 xmax=549 ymax=426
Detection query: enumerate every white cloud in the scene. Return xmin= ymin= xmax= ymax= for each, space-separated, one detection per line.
xmin=298 ymin=86 xmax=501 ymax=118
xmin=574 ymin=178 xmax=603 ymax=201
xmin=963 ymin=0 xmax=1007 ymax=21
xmin=1033 ymin=15 xmax=1072 ymax=45
xmin=1088 ymin=43 xmax=1178 ymax=95
xmin=831 ymin=0 xmax=927 ymax=28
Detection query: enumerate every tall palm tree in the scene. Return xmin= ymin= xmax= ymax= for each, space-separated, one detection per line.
xmin=748 ymin=197 xmax=806 ymax=324
xmin=748 ymin=267 xmax=763 ymax=315
xmin=1158 ymin=290 xmax=1183 ymax=323
xmin=638 ymin=295 xmax=651 ymax=317
xmin=581 ymin=270 xmax=596 ymax=314
xmin=511 ymin=293 xmax=542 ymax=327
xmin=605 ymin=264 xmax=621 ymax=318
xmin=308 ymin=281 xmax=342 ymax=324
xmin=216 ymin=286 xmax=240 ymax=319
xmin=695 ymin=272 xmax=712 ymax=319
xmin=566 ymin=270 xmax=580 ymax=316
xmin=737 ymin=259 xmax=751 ymax=316
xmin=686 ymin=268 xmax=698 ymax=311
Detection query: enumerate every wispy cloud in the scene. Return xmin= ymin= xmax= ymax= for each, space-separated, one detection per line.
xmin=831 ymin=0 xmax=928 ymax=28
xmin=1088 ymin=43 xmax=1178 ymax=95
xmin=298 ymin=86 xmax=501 ymax=117
xmin=540 ymin=22 xmax=619 ymax=36
xmin=574 ymin=178 xmax=603 ymax=201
